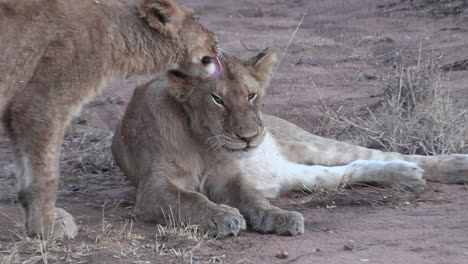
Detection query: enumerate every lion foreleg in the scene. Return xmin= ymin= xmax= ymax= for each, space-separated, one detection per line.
xmin=133 ymin=175 xmax=246 ymax=238
xmin=4 ymin=97 xmax=78 ymax=239
xmin=204 ymin=174 xmax=304 ymax=236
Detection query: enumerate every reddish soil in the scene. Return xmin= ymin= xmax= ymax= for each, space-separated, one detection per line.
xmin=1 ymin=0 xmax=468 ymax=263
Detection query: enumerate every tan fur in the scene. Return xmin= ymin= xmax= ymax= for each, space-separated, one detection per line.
xmin=113 ymin=51 xmax=304 ymax=237
xmin=113 ymin=51 xmax=467 ymax=237
xmin=0 ymin=0 xmax=220 ymax=239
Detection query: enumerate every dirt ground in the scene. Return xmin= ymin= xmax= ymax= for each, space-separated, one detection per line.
xmin=1 ymin=0 xmax=468 ymax=263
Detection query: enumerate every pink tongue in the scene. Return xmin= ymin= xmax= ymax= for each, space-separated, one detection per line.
xmin=201 ymin=56 xmax=223 ymax=82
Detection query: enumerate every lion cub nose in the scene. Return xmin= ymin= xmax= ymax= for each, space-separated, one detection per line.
xmin=236 ymin=130 xmax=259 ymax=142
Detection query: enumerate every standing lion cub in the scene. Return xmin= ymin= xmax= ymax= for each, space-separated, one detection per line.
xmin=112 ymin=50 xmax=468 ymax=238
xmin=0 ymin=0 xmax=222 ymax=239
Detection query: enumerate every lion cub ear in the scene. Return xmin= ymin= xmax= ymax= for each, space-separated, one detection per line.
xmin=249 ymin=48 xmax=278 ymax=88
xmin=167 ymin=71 xmax=197 ymax=102
xmin=138 ymin=0 xmax=185 ymax=35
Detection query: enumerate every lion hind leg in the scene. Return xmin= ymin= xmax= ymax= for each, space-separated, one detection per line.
xmin=297 ymin=140 xmax=468 ymax=185
xmin=407 ymin=154 xmax=468 ymax=184
xmin=350 ymin=160 xmax=426 ymax=191
xmin=281 ymin=160 xmax=425 ymax=192
xmin=276 ymin=135 xmax=465 ymax=185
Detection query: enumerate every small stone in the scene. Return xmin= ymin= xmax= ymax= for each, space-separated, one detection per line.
xmin=276 ymin=250 xmax=289 ymax=259
xmin=313 ymin=248 xmax=326 ymax=256
xmin=344 ymin=240 xmax=356 ymax=250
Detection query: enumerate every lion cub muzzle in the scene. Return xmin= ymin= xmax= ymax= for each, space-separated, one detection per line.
xmin=225 ymin=110 xmax=266 ymax=150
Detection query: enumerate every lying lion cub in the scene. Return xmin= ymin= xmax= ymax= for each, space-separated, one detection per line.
xmin=112 ymin=50 xmax=468 ymax=238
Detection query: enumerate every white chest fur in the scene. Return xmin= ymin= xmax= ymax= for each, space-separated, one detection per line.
xmin=237 ymin=132 xmax=316 ymax=198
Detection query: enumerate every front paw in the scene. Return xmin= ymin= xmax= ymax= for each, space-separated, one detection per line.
xmin=260 ymin=209 xmax=304 ymax=236
xmin=203 ymin=205 xmax=246 ymax=238
xmin=27 ymin=207 xmax=78 ymax=239
xmin=273 ymin=210 xmax=304 ymax=236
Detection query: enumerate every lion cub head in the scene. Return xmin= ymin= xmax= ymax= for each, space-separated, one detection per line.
xmin=139 ymin=0 xmax=221 ymax=80
xmin=167 ymin=50 xmax=277 ymax=151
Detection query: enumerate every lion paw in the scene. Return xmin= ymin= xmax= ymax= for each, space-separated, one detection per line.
xmin=274 ymin=210 xmax=304 ymax=236
xmin=259 ymin=209 xmax=304 ymax=236
xmin=383 ymin=160 xmax=426 ymax=191
xmin=203 ymin=205 xmax=246 ymax=238
xmin=28 ymin=207 xmax=78 ymax=239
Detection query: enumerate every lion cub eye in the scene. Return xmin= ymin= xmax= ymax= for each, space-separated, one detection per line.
xmin=211 ymin=94 xmax=224 ymax=106
xmin=248 ymin=93 xmax=257 ymax=101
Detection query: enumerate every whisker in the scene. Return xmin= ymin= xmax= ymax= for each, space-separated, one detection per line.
xmin=205 ymin=135 xmax=221 ymax=143
xmin=205 ymin=134 xmax=225 ymax=151
xmin=212 ymin=137 xmax=225 ymax=151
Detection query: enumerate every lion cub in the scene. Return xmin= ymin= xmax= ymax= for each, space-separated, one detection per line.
xmin=113 ymin=51 xmax=468 ymax=238
xmin=1 ymin=0 xmax=222 ymax=239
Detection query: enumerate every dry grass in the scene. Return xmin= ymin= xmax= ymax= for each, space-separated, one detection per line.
xmin=318 ymin=55 xmax=467 ymax=155
xmin=157 ymin=207 xmax=209 ymax=243
xmin=0 ymin=230 xmax=72 ymax=264
xmin=0 ymin=203 xmax=212 ymax=263
xmin=378 ymin=0 xmax=468 ymax=19
xmin=61 ymin=124 xmax=124 ymax=185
